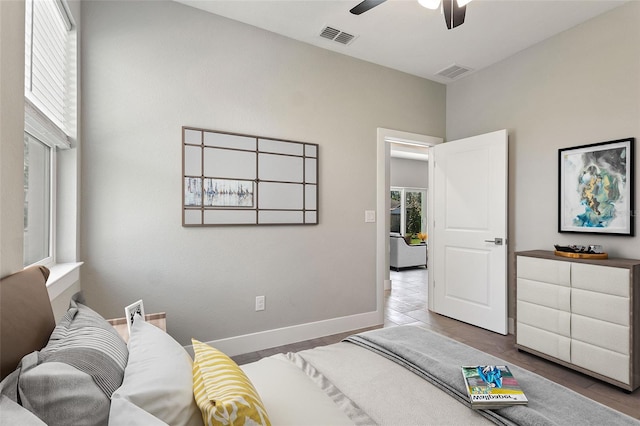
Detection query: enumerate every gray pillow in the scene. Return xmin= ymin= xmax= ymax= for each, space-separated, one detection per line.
xmin=40 ymin=297 xmax=128 ymax=397
xmin=1 ymin=297 xmax=128 ymax=426
xmin=18 ymin=354 xmax=111 ymax=425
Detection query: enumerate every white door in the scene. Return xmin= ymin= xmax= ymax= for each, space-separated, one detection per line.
xmin=429 ymin=130 xmax=508 ymax=334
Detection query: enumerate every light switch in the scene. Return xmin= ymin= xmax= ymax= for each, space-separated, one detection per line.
xmin=365 ymin=210 xmax=376 ymax=223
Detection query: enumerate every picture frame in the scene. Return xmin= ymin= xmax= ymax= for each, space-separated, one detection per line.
xmin=182 ymin=126 xmax=319 ymax=226
xmin=203 ymin=178 xmax=254 ymax=207
xmin=558 ymin=138 xmax=635 ymax=236
xmin=124 ymin=299 xmax=145 ymax=334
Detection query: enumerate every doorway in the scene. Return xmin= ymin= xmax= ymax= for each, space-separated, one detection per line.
xmin=375 ymin=128 xmax=442 ymax=323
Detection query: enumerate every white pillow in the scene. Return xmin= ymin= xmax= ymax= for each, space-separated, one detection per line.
xmin=109 ymin=316 xmax=203 ymax=426
xmin=109 ymin=397 xmax=168 ymax=426
xmin=241 ymin=354 xmax=356 ymax=425
xmin=0 ymin=395 xmax=46 ymax=426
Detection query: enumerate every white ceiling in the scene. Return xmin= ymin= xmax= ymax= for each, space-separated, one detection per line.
xmin=175 ymin=0 xmax=628 ymax=84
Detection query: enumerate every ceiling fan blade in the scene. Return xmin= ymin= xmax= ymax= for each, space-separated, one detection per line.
xmin=442 ymin=0 xmax=467 ymax=29
xmin=350 ymin=0 xmax=387 ymax=15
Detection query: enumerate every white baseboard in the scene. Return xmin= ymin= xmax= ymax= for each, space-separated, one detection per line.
xmin=185 ymin=310 xmax=383 ymax=357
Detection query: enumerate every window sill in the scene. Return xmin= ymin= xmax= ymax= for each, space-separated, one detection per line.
xmin=46 ymin=262 xmax=83 ymax=301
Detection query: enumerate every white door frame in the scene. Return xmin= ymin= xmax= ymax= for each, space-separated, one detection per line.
xmin=376 ymin=128 xmax=442 ymax=318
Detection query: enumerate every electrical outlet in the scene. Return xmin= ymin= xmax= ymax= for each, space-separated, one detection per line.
xmin=255 ymin=295 xmax=265 ymax=311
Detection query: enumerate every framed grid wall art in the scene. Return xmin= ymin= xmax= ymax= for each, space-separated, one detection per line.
xmin=558 ymin=137 xmax=634 ymax=236
xmin=182 ymin=127 xmax=319 ymax=226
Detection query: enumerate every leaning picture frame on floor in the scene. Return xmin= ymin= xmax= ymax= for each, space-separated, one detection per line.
xmin=558 ymin=137 xmax=634 ymax=236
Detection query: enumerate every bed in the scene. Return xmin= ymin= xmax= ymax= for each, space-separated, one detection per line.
xmin=1 ymin=266 xmax=638 ymax=426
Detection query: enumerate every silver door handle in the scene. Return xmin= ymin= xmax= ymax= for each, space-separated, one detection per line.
xmin=484 ymin=238 xmax=503 ymax=245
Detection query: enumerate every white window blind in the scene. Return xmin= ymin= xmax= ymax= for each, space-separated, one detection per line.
xmin=25 ymin=0 xmax=74 ymax=149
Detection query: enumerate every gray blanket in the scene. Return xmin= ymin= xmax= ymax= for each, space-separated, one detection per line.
xmin=345 ymin=326 xmax=639 ymax=426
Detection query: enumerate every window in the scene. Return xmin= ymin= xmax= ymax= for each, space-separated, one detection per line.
xmin=405 ymin=190 xmax=424 ymax=235
xmin=390 ymin=187 xmax=427 ymax=236
xmin=24 ymin=134 xmax=53 ymax=265
xmin=390 ymin=189 xmax=402 ymax=234
xmin=23 ymin=0 xmax=76 ymax=267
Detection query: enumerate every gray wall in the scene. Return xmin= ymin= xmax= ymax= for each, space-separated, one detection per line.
xmin=80 ymin=1 xmax=445 ymax=345
xmin=0 ymin=0 xmax=26 ymax=277
xmin=446 ymin=2 xmax=640 ymax=321
xmin=390 ymin=157 xmax=428 ymax=189
xmin=1 ymin=0 xmax=82 ymax=316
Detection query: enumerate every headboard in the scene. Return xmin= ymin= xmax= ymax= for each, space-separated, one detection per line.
xmin=0 ymin=266 xmax=55 ymax=380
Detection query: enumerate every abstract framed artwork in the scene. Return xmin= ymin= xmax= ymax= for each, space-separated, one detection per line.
xmin=203 ymin=179 xmax=254 ymax=208
xmin=558 ymin=137 xmax=635 ymax=235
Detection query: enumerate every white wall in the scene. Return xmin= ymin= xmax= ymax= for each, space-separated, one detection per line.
xmin=80 ymin=0 xmax=445 ymax=347
xmin=391 ymin=157 xmax=428 ymax=189
xmin=446 ymin=2 xmax=640 ymax=320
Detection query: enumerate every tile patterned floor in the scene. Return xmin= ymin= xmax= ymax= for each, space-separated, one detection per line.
xmin=233 ymin=267 xmax=640 ymax=420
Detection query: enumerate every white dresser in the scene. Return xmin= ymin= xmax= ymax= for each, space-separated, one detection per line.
xmin=516 ymin=250 xmax=640 ymax=391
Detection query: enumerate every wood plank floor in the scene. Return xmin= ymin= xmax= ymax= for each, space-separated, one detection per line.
xmin=232 ymin=267 xmax=640 ymax=420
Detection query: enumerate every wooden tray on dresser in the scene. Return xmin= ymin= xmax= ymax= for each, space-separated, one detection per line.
xmin=554 ymin=250 xmax=608 ymax=259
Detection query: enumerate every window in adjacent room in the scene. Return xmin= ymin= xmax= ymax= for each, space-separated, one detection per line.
xmin=390 ymin=189 xmax=402 ymax=234
xmin=23 ymin=0 xmax=76 ymax=266
xmin=390 ymin=187 xmax=427 ymax=237
xmin=405 ymin=190 xmax=424 ymax=235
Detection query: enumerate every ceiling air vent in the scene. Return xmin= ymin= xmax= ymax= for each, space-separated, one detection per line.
xmin=436 ymin=64 xmax=473 ymax=80
xmin=319 ymin=26 xmax=357 ymax=45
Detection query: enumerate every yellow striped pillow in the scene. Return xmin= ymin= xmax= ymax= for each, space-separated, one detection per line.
xmin=191 ymin=339 xmax=271 ymax=426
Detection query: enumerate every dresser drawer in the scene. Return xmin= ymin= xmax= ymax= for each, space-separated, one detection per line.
xmin=517 ymin=278 xmax=570 ymax=311
xmin=571 ymin=340 xmax=630 ymax=385
xmin=517 ymin=256 xmax=570 ymax=286
xmin=571 ymin=263 xmax=629 ymax=297
xmin=517 ymin=322 xmax=571 ymax=362
xmin=571 ymin=288 xmax=629 ymax=326
xmin=517 ymin=300 xmax=570 ymax=337
xmin=572 ymin=313 xmax=629 ymax=355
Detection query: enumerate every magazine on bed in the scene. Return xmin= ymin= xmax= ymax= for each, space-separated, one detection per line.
xmin=461 ymin=365 xmax=528 ymax=409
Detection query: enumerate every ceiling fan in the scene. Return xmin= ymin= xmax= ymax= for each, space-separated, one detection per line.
xmin=350 ymin=0 xmax=473 ymax=30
